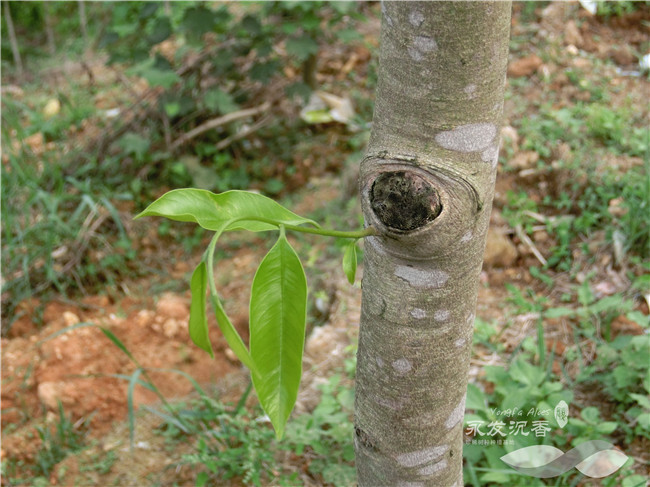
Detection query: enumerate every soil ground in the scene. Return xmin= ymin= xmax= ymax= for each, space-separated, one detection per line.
xmin=2 ymin=2 xmax=649 ymax=486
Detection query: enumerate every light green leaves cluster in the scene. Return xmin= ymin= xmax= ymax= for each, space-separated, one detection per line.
xmin=136 ymin=189 xmax=363 ymax=438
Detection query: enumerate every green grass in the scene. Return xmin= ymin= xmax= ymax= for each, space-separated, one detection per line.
xmin=34 ymin=403 xmax=87 ymax=479
xmin=0 ymin=146 xmax=139 ymax=328
xmin=2 ymin=402 xmax=88 ymax=486
xmin=502 ymin=82 xmax=649 ymax=272
xmin=169 ymin=358 xmax=356 ymax=486
xmin=595 ymin=1 xmax=643 ymax=19
xmin=0 ymin=76 xmax=142 ymax=328
xmin=467 ymin=301 xmax=649 ymax=487
xmin=472 ymin=81 xmax=649 ymax=478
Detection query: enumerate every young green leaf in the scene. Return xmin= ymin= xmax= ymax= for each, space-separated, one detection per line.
xmin=342 ymin=240 xmax=358 ymax=285
xmin=189 ymin=259 xmax=257 ymax=373
xmin=249 ymin=230 xmax=307 ymax=439
xmin=135 ymin=189 xmax=318 ymax=232
xmin=189 ymin=261 xmax=214 ymax=358
xmin=211 ymin=294 xmax=257 ymax=375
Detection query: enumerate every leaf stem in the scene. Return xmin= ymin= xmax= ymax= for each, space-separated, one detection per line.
xmin=232 ymin=216 xmax=377 ymax=239
xmin=204 ymin=216 xmax=372 ymax=297
xmin=206 ymin=225 xmax=228 ymax=299
xmin=204 ymin=225 xmax=259 ymax=376
xmin=285 ymin=222 xmax=377 ymax=239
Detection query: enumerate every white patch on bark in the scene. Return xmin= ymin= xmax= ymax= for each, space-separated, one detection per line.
xmin=445 ymin=395 xmax=467 ymax=429
xmin=395 ymin=266 xmax=449 ymax=288
xmin=464 ymin=84 xmax=476 ymax=94
xmin=434 ymin=309 xmax=450 ymax=322
xmin=464 ymin=84 xmax=477 ymax=99
xmin=414 ymin=35 xmax=437 ymax=52
xmin=411 ymin=308 xmax=426 ymax=319
xmin=418 ymin=458 xmax=448 ymax=476
xmin=366 ymin=292 xmax=385 ymax=316
xmin=466 ymin=312 xmax=475 ymax=325
xmin=376 ymin=356 xmax=385 ymax=368
xmin=392 ymin=358 xmax=412 ymax=374
xmin=481 ymin=144 xmax=500 ymax=168
xmin=408 ymin=35 xmax=437 ymax=62
xmin=409 ymin=9 xmax=424 ymax=27
xmin=435 ymin=123 xmax=497 ymax=153
xmin=397 ymin=482 xmax=424 ymax=487
xmin=395 ymin=445 xmax=448 ymax=468
xmin=461 ymin=230 xmax=473 ymax=243
xmin=454 ymin=337 xmax=466 ymax=348
xmin=407 ymin=46 xmax=424 ymax=62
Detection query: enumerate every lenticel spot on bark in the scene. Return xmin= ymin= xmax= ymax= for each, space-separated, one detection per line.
xmin=370 ymin=171 xmax=442 ymax=231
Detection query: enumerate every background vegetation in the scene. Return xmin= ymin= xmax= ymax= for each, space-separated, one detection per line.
xmin=1 ymin=2 xmax=648 ymax=486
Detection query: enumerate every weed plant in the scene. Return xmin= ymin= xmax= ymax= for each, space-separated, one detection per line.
xmin=2 ymin=402 xmax=87 ymax=486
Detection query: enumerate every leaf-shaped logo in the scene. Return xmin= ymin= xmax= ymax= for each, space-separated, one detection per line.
xmin=501 ymin=445 xmax=564 ymax=469
xmin=501 ymin=441 xmax=628 ymax=478
xmin=555 ymin=400 xmax=569 ymax=428
xmin=576 ymin=450 xmax=629 ymax=478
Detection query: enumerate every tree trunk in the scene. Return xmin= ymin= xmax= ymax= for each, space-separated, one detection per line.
xmin=355 ymin=2 xmax=511 ymax=486
xmin=44 ymin=2 xmax=56 ymax=55
xmin=78 ymin=1 xmax=88 ymax=45
xmin=3 ymin=1 xmax=23 ymax=76
xmin=302 ymin=53 xmax=318 ymax=90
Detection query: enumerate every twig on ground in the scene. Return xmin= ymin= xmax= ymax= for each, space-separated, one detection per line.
xmin=515 ymin=223 xmax=548 ymax=266
xmin=214 ymin=115 xmax=272 ymax=151
xmin=522 ymin=210 xmax=573 ymax=227
xmin=59 ymin=211 xmax=110 ymax=277
xmin=170 ymin=102 xmax=272 ymax=152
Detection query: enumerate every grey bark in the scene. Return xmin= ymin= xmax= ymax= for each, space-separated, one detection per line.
xmin=44 ymin=2 xmax=56 ymax=55
xmin=3 ymin=1 xmax=23 ymax=76
xmin=78 ymin=1 xmax=88 ymax=45
xmin=355 ymin=2 xmax=511 ymax=486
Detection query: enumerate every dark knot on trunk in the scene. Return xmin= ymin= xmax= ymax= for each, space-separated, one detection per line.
xmin=369 ymin=171 xmax=442 ymax=232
